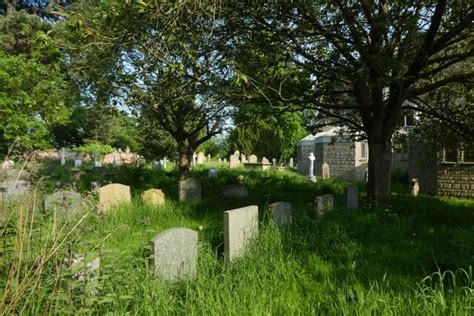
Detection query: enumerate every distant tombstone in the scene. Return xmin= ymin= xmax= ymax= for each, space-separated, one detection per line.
xmin=410 ymin=178 xmax=420 ymax=197
xmin=307 ymin=152 xmax=316 ymax=182
xmin=223 ymin=184 xmax=248 ymax=198
xmin=322 ymin=162 xmax=330 ymax=179
xmin=97 ymin=183 xmax=131 ymax=213
xmin=150 ymin=228 xmax=198 ymax=280
xmin=223 ymin=158 xmax=228 ymax=163
xmin=224 ymin=205 xmax=259 ymax=262
xmin=162 ymin=157 xmax=169 ymax=168
xmin=229 ymin=155 xmax=240 ymax=168
xmin=59 ymin=148 xmax=66 ymax=166
xmin=74 ymin=160 xmax=82 ymax=168
xmin=248 ymin=155 xmax=258 ymax=164
xmin=142 ymin=189 xmax=165 ymax=206
xmin=0 ymin=180 xmax=30 ymax=204
xmin=314 ymin=194 xmax=334 ymax=216
xmin=240 ymin=154 xmax=247 ymax=164
xmin=125 ymin=146 xmax=131 ymax=154
xmin=112 ymin=151 xmax=119 ymax=166
xmin=208 ymin=168 xmax=217 ymax=178
xmin=197 ymin=152 xmax=206 ymax=165
xmin=364 ymin=169 xmax=369 ymax=183
xmin=70 ymin=254 xmax=100 ymax=283
xmin=272 ymin=158 xmax=276 ymax=167
xmin=233 ymin=151 xmax=240 ymax=157
xmin=218 ymin=158 xmax=223 ymax=163
xmin=179 ymin=178 xmax=201 ymax=202
xmin=152 ymin=161 xmax=162 ymax=170
xmin=261 ymin=157 xmax=270 ymax=165
xmin=192 ymin=152 xmax=198 ymax=167
xmin=44 ymin=190 xmax=82 ymax=216
xmin=268 ymin=202 xmax=292 ymax=225
xmin=289 ymin=158 xmax=294 ymax=168
xmin=344 ymin=186 xmax=359 ymax=209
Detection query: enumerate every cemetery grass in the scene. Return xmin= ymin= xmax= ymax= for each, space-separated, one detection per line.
xmin=1 ymin=165 xmax=474 ymax=314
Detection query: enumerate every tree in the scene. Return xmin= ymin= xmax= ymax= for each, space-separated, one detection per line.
xmin=62 ymin=0 xmax=229 ymax=178
xmin=224 ymin=1 xmax=474 ymax=202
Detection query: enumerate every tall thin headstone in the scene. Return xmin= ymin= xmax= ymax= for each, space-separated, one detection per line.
xmin=410 ymin=178 xmax=420 ymax=197
xmin=60 ymin=147 xmax=66 ymax=166
xmin=322 ymin=162 xmax=330 ymax=179
xmin=345 ymin=186 xmax=359 ymax=209
xmin=307 ymin=152 xmax=316 ymax=182
xmin=207 ymin=154 xmax=211 ymax=164
xmin=289 ymin=158 xmax=294 ymax=168
xmin=224 ymin=205 xmax=259 ymax=262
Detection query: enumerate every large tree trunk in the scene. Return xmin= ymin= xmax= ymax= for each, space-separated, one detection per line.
xmin=367 ymin=136 xmax=393 ymax=203
xmin=177 ymin=145 xmax=193 ymax=180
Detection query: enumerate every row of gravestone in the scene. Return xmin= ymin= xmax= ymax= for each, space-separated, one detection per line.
xmin=229 ymin=151 xmax=295 ymax=169
xmin=314 ymin=186 xmax=359 ymax=216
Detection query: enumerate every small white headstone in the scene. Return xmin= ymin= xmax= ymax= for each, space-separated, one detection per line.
xmin=410 ymin=178 xmax=420 ymax=197
xmin=322 ymin=162 xmax=330 ymax=179
xmin=224 ymin=205 xmax=259 ymax=262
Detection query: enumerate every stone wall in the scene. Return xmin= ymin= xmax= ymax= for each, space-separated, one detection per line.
xmin=323 ymin=141 xmax=357 ymax=180
xmin=297 ymin=143 xmax=316 ymax=175
xmin=437 ymin=164 xmax=474 ymax=198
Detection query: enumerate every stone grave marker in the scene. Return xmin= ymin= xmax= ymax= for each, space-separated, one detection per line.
xmin=44 ymin=190 xmax=82 ymax=216
xmin=179 ymin=178 xmax=201 ymax=202
xmin=268 ymin=202 xmax=292 ymax=225
xmin=223 ymin=184 xmax=248 ymax=198
xmin=74 ymin=160 xmax=82 ymax=168
xmin=307 ymin=152 xmax=316 ymax=181
xmin=152 ymin=161 xmax=162 ymax=170
xmin=208 ymin=168 xmax=217 ymax=178
xmin=248 ymin=155 xmax=258 ymax=164
xmin=70 ymin=254 xmax=100 ymax=282
xmin=344 ymin=186 xmax=359 ymax=209
xmin=314 ymin=194 xmax=334 ymax=216
xmin=410 ymin=178 xmax=420 ymax=197
xmin=197 ymin=152 xmax=206 ymax=165
xmin=229 ymin=155 xmax=240 ymax=168
xmin=289 ymin=158 xmax=294 ymax=168
xmin=97 ymin=183 xmax=131 ymax=213
xmin=0 ymin=180 xmax=30 ymax=204
xmin=142 ymin=189 xmax=165 ymax=206
xmin=261 ymin=157 xmax=270 ymax=165
xmin=59 ymin=148 xmax=66 ymax=166
xmin=150 ymin=228 xmax=198 ymax=280
xmin=224 ymin=205 xmax=259 ymax=262
xmin=322 ymin=162 xmax=330 ymax=179
xmin=241 ymin=154 xmax=247 ymax=164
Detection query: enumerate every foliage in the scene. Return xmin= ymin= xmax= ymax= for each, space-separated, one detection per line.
xmin=76 ymin=142 xmax=114 ymax=155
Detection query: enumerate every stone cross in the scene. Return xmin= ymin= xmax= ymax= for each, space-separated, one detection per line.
xmin=307 ymin=152 xmax=316 ymax=182
xmin=59 ymin=147 xmax=66 ymax=166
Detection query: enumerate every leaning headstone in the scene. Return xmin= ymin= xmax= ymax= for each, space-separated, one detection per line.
xmin=248 ymin=155 xmax=258 ymax=164
xmin=97 ymin=183 xmax=131 ymax=213
xmin=344 ymin=186 xmax=359 ymax=209
xmin=0 ymin=180 xmax=30 ymax=204
xmin=224 ymin=205 xmax=259 ymax=262
xmin=208 ymin=168 xmax=217 ymax=178
xmin=142 ymin=189 xmax=165 ymax=206
xmin=314 ymin=194 xmax=334 ymax=216
xmin=44 ymin=190 xmax=82 ymax=216
xmin=74 ymin=160 xmax=82 ymax=168
xmin=223 ymin=184 xmax=248 ymax=198
xmin=268 ymin=202 xmax=292 ymax=225
xmin=322 ymin=162 xmax=330 ymax=179
xmin=150 ymin=228 xmax=198 ymax=280
xmin=229 ymin=155 xmax=240 ymax=168
xmin=410 ymin=178 xmax=420 ymax=197
xmin=179 ymin=178 xmax=201 ymax=202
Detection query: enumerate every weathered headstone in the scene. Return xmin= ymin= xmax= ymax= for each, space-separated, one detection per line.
xmin=192 ymin=152 xmax=198 ymax=167
xmin=307 ymin=152 xmax=316 ymax=182
xmin=224 ymin=205 xmax=259 ymax=262
xmin=97 ymin=183 xmax=131 ymax=213
xmin=240 ymin=154 xmax=247 ymax=164
xmin=74 ymin=160 xmax=82 ymax=168
xmin=272 ymin=158 xmax=277 ymax=167
xmin=152 ymin=161 xmax=162 ymax=170
xmin=179 ymin=178 xmax=201 ymax=202
xmin=268 ymin=202 xmax=292 ymax=225
xmin=208 ymin=168 xmax=217 ymax=178
xmin=142 ymin=189 xmax=165 ymax=206
xmin=217 ymin=158 xmax=223 ymax=163
xmin=344 ymin=186 xmax=359 ymax=209
xmin=248 ymin=155 xmax=258 ymax=164
xmin=44 ymin=190 xmax=82 ymax=216
xmin=125 ymin=146 xmax=131 ymax=154
xmin=0 ymin=180 xmax=30 ymax=204
xmin=322 ymin=162 xmax=330 ymax=179
xmin=262 ymin=157 xmax=270 ymax=165
xmin=229 ymin=155 xmax=240 ymax=168
xmin=150 ymin=228 xmax=198 ymax=280
xmin=59 ymin=148 xmax=66 ymax=166
xmin=197 ymin=152 xmax=206 ymax=165
xmin=223 ymin=184 xmax=248 ymax=198
xmin=70 ymin=254 xmax=100 ymax=282
xmin=410 ymin=178 xmax=420 ymax=197
xmin=314 ymin=194 xmax=334 ymax=216
xmin=289 ymin=158 xmax=294 ymax=168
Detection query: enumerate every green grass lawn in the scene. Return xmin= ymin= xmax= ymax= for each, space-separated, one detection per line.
xmin=1 ymin=164 xmax=474 ymax=314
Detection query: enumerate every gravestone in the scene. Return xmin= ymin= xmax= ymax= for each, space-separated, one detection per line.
xmin=44 ymin=190 xmax=82 ymax=216
xmin=150 ymin=228 xmax=198 ymax=280
xmin=229 ymin=155 xmax=240 ymax=168
xmin=70 ymin=254 xmax=100 ymax=282
xmin=1 ymin=160 xmax=14 ymax=170
xmin=289 ymin=158 xmax=294 ymax=168
xmin=410 ymin=178 xmax=420 ymax=197
xmin=74 ymin=160 xmax=82 ymax=168
xmin=197 ymin=152 xmax=206 ymax=165
xmin=307 ymin=152 xmax=316 ymax=182
xmin=97 ymin=183 xmax=131 ymax=213
xmin=223 ymin=184 xmax=248 ymax=198
xmin=248 ymin=155 xmax=258 ymax=164
xmin=208 ymin=168 xmax=217 ymax=178
xmin=0 ymin=180 xmax=30 ymax=204
xmin=240 ymin=154 xmax=247 ymax=164
xmin=178 ymin=178 xmax=201 ymax=202
xmin=218 ymin=158 xmax=222 ymax=163
xmin=268 ymin=202 xmax=292 ymax=225
xmin=142 ymin=189 xmax=165 ymax=206
xmin=152 ymin=161 xmax=162 ymax=170
xmin=344 ymin=186 xmax=359 ymax=209
xmin=233 ymin=151 xmax=240 ymax=157
xmin=314 ymin=194 xmax=334 ymax=216
xmin=59 ymin=148 xmax=66 ymax=166
xmin=224 ymin=205 xmax=259 ymax=262
xmin=272 ymin=158 xmax=277 ymax=167
xmin=207 ymin=154 xmax=211 ymax=164
xmin=261 ymin=157 xmax=270 ymax=165
xmin=322 ymin=162 xmax=330 ymax=179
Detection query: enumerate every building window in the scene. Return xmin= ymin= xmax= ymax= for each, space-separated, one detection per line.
xmin=444 ymin=147 xmax=458 ymax=163
xmin=463 ymin=145 xmax=474 ymax=163
xmin=360 ymin=142 xmax=367 ymax=160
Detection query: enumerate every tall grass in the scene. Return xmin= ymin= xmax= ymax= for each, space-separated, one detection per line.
xmin=1 ymin=164 xmax=474 ymax=314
